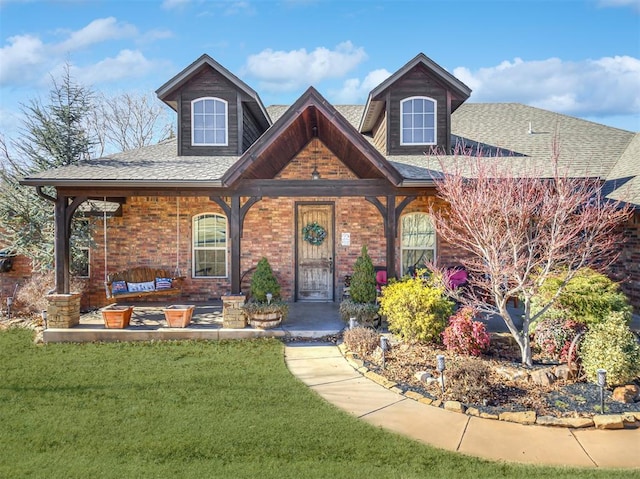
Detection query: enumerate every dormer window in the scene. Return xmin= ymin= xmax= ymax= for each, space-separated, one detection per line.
xmin=400 ymin=96 xmax=436 ymax=145
xmin=191 ymin=97 xmax=228 ymax=146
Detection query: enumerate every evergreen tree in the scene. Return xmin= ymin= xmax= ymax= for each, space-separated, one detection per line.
xmin=250 ymin=257 xmax=281 ymax=303
xmin=349 ymin=245 xmax=377 ymax=303
xmin=0 ymin=65 xmax=95 ymax=272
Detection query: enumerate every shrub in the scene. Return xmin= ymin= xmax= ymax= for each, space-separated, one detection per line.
xmin=378 ymin=275 xmax=454 ymax=343
xmin=532 ymin=317 xmax=585 ymax=362
xmin=580 ymin=312 xmax=640 ymax=386
xmin=15 ymin=271 xmax=85 ymax=315
xmin=442 ymin=356 xmax=493 ymax=404
xmin=250 ymin=257 xmax=281 ymax=303
xmin=349 ymin=245 xmax=376 ymax=304
xmin=531 ymin=268 xmax=632 ymax=329
xmin=343 ymin=326 xmax=379 ymax=358
xmin=339 ymin=299 xmax=379 ymax=326
xmin=442 ymin=307 xmax=490 ymax=356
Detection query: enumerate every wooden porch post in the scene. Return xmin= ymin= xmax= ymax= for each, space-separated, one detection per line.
xmin=54 ymin=194 xmax=70 ymax=294
xmin=386 ymin=194 xmax=396 ymax=278
xmin=230 ymin=195 xmax=241 ymax=294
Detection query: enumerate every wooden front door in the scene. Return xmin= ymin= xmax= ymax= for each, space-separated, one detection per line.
xmin=296 ymin=203 xmax=334 ymax=301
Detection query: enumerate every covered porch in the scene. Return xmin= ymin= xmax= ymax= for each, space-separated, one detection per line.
xmin=42 ymin=301 xmax=344 ymax=343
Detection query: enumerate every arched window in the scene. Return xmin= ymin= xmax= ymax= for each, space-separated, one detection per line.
xmin=400 ymin=96 xmax=436 ymax=145
xmin=401 ymin=213 xmax=436 ymax=275
xmin=191 ymin=97 xmax=228 ymax=146
xmin=193 ymin=213 xmax=227 ymax=278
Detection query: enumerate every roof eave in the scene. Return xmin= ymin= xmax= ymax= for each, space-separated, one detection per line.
xmin=19 ymin=178 xmax=225 ymax=189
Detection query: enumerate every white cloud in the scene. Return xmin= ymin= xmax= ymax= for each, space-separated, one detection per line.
xmin=0 ymin=34 xmax=46 ymax=85
xmin=72 ymin=50 xmax=164 ymax=85
xmin=597 ymin=0 xmax=640 ymax=12
xmin=224 ymin=1 xmax=256 ymax=15
xmin=55 ymin=17 xmax=138 ymax=53
xmin=330 ymin=68 xmax=391 ymax=104
xmin=162 ymin=0 xmax=190 ymax=10
xmin=453 ymin=56 xmax=640 ymax=118
xmin=243 ymin=42 xmax=367 ymax=91
xmin=0 ymin=17 xmax=171 ymax=89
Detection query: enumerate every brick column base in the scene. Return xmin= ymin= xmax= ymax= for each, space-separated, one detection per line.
xmin=46 ymin=293 xmax=81 ymax=328
xmin=221 ymin=294 xmax=247 ymax=328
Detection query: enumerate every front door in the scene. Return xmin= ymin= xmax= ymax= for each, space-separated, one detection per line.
xmin=296 ymin=203 xmax=334 ymax=301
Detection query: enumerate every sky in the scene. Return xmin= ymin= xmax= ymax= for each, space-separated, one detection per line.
xmin=1 ymin=0 xmax=639 ymax=146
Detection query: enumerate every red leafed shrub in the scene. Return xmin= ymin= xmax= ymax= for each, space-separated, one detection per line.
xmin=442 ymin=307 xmax=490 ymax=356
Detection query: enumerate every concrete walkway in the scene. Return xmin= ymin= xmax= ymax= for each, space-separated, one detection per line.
xmin=284 ymin=342 xmax=640 ymax=469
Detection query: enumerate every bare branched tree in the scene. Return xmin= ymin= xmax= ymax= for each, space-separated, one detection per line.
xmin=429 ymin=141 xmax=633 ymax=366
xmin=91 ymin=92 xmax=172 ymax=156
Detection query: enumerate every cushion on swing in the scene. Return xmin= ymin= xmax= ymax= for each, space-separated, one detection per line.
xmin=111 ymin=281 xmax=128 ymax=294
xmin=155 ymin=277 xmax=172 ymax=290
xmin=128 ymin=281 xmax=155 ymax=292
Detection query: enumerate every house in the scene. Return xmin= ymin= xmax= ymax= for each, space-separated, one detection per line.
xmin=6 ymin=52 xmax=639 ymax=318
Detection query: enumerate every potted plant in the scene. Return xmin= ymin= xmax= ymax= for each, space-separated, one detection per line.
xmin=101 ymin=304 xmax=133 ymax=329
xmin=339 ymin=245 xmax=380 ymax=327
xmin=163 ymin=304 xmax=195 ymax=328
xmin=242 ymin=257 xmax=288 ymax=329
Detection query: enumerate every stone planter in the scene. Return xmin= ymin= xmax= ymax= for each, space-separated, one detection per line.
xmin=247 ymin=312 xmax=282 ymax=329
xmin=101 ymin=305 xmax=133 ymax=329
xmin=163 ymin=305 xmax=195 ymax=328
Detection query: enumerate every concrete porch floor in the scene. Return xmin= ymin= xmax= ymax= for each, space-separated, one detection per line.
xmin=43 ymin=300 xmax=346 ymax=343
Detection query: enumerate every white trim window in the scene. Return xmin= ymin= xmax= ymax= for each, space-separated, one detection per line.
xmin=401 ymin=213 xmax=436 ymax=276
xmin=193 ymin=213 xmax=227 ymax=278
xmin=191 ymin=97 xmax=228 ymax=146
xmin=400 ymin=96 xmax=436 ymax=145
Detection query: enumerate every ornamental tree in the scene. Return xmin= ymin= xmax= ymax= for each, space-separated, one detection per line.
xmin=428 ymin=141 xmax=632 ymax=366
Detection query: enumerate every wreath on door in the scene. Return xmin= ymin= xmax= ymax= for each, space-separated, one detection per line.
xmin=302 ymin=222 xmax=327 ymax=246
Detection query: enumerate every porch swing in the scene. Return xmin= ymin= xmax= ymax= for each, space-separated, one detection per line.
xmin=104 ymin=198 xmax=185 ymax=301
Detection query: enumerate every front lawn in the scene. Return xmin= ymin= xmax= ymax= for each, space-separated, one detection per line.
xmin=0 ymin=329 xmax=632 ymax=478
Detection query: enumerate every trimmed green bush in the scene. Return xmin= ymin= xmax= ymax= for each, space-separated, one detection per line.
xmin=378 ymin=274 xmax=454 ymax=343
xmin=339 ymin=299 xmax=379 ymax=326
xmin=349 ymin=245 xmax=376 ymax=304
xmin=250 ymin=257 xmax=281 ymax=303
xmin=531 ymin=268 xmax=632 ymax=329
xmin=580 ymin=312 xmax=640 ymax=386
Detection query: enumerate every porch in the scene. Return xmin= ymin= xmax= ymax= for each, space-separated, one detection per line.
xmin=42 ymin=301 xmax=345 ymax=343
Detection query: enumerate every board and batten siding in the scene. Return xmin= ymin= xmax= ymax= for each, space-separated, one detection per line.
xmin=385 ymin=66 xmax=449 ymax=156
xmin=178 ymin=68 xmax=239 ymax=156
xmin=242 ymin=107 xmax=264 ymax=153
xmin=372 ymin=110 xmax=388 ymax=154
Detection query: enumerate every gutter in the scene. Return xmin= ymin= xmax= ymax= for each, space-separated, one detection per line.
xmin=19 ymin=178 xmax=226 ymax=189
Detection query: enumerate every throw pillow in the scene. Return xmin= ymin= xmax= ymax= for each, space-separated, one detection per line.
xmin=128 ymin=281 xmax=155 ymax=292
xmin=111 ymin=280 xmax=128 ymax=294
xmin=155 ymin=277 xmax=172 ymax=290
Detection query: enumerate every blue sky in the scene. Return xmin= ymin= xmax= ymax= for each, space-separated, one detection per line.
xmin=1 ymin=0 xmax=639 ymax=143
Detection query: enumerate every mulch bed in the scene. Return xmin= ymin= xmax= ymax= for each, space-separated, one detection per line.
xmin=355 ymin=336 xmax=640 ymax=418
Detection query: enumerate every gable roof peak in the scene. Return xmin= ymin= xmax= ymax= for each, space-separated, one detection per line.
xmin=359 ymin=52 xmax=472 ymax=133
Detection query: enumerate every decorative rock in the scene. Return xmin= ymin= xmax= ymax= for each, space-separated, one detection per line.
xmin=612 ymin=385 xmax=640 ymax=403
xmin=631 ymin=411 xmax=640 ymax=421
xmin=536 ymin=416 xmax=594 ymax=428
xmin=390 ymin=386 xmax=403 ymax=394
xmin=414 ymin=371 xmax=432 ymax=382
xmin=418 ymin=397 xmax=433 ymax=406
xmin=466 ymin=407 xmax=480 ymax=417
xmin=479 ymin=412 xmax=499 ymax=420
xmin=494 ymin=366 xmax=529 ymax=382
xmin=529 ymin=368 xmax=556 ymax=387
xmin=499 ymin=410 xmax=537 ymax=425
xmin=621 ymin=413 xmax=637 ymax=425
xmin=553 ymin=364 xmax=576 ymax=381
xmin=593 ymin=414 xmax=624 ymax=430
xmin=404 ymin=390 xmax=425 ymax=401
xmin=347 ymin=357 xmax=364 ymax=369
xmin=431 ymin=399 xmax=442 ymax=408
xmin=444 ymin=401 xmax=466 ymax=413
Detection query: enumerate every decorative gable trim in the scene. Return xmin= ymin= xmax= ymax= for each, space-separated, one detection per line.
xmin=156 ymin=54 xmax=271 ymax=130
xmin=359 ymin=53 xmax=471 ymax=134
xmin=223 ymin=87 xmax=403 ymax=187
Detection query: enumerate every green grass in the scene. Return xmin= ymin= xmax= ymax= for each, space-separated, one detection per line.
xmin=0 ymin=329 xmax=634 ymax=479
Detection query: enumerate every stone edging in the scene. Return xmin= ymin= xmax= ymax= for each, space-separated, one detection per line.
xmin=337 ymin=342 xmax=640 ymax=430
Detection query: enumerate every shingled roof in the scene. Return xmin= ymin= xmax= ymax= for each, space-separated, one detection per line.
xmin=21 ymin=103 xmax=637 ymax=207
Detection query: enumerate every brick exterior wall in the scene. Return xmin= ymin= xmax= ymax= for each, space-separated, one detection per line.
xmin=0 ymin=254 xmax=32 ymax=302
xmin=610 ymin=211 xmax=640 ymax=311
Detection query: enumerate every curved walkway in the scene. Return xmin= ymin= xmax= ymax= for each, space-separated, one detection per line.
xmin=284 ymin=342 xmax=640 ymax=469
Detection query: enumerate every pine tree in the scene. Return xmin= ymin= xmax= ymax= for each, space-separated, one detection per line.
xmin=349 ymin=245 xmax=377 ymax=303
xmin=250 ymin=257 xmax=281 ymax=303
